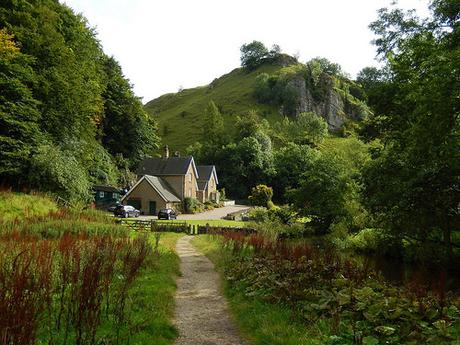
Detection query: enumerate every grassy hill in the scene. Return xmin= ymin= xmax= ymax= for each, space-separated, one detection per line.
xmin=145 ymin=58 xmax=368 ymax=153
xmin=144 ymin=64 xmax=287 ymax=152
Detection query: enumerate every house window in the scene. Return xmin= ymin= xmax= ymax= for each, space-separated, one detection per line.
xmin=99 ymin=191 xmax=104 ymax=198
xmin=189 ymin=173 xmax=192 ymax=182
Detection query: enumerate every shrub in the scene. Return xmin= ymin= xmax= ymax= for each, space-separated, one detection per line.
xmin=345 ymin=228 xmax=382 ymax=253
xmin=248 ymin=184 xmax=273 ymax=208
xmin=268 ymin=204 xmax=296 ymax=224
xmin=183 ymin=197 xmax=204 ymax=214
xmin=219 ymin=188 xmax=227 ymax=201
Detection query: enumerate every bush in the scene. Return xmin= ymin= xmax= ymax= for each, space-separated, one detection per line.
xmin=247 ymin=207 xmax=270 ymax=223
xmin=268 ymin=205 xmax=296 ymax=224
xmin=219 ymin=188 xmax=227 ymax=201
xmin=248 ymin=184 xmax=273 ymax=207
xmin=252 ymin=220 xmax=311 ymax=240
xmin=345 ymin=228 xmax=382 ymax=253
xmin=183 ymin=197 xmax=204 ymax=214
xmin=204 ymin=201 xmax=215 ymax=211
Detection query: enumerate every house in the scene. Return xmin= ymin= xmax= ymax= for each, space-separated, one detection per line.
xmin=121 ymin=146 xmax=219 ymax=215
xmin=92 ymin=185 xmax=121 ymax=208
xmin=196 ymin=165 xmax=219 ymax=203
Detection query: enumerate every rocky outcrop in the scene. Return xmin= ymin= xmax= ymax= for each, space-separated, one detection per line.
xmin=286 ymin=75 xmax=366 ymax=131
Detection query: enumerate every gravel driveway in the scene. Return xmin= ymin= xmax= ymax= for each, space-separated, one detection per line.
xmin=177 ymin=205 xmax=249 ymax=220
xmin=138 ymin=205 xmax=249 ymax=221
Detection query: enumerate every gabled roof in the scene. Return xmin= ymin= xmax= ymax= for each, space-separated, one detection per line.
xmin=196 ymin=165 xmax=219 ymax=185
xmin=197 ymin=180 xmax=208 ymax=191
xmin=121 ymin=175 xmax=180 ymax=203
xmin=136 ymin=156 xmax=199 ymax=177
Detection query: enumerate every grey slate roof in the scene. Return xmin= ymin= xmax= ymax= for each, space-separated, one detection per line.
xmin=196 ymin=165 xmax=219 ymax=185
xmin=197 ymin=180 xmax=208 ymax=191
xmin=143 ymin=175 xmax=181 ymax=202
xmin=196 ymin=166 xmax=213 ymax=181
xmin=136 ymin=156 xmax=195 ymax=176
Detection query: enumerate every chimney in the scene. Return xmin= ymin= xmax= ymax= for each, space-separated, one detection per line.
xmin=164 ymin=145 xmax=169 ymax=158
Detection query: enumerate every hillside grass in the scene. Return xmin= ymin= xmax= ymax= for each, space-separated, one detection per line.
xmin=192 ymin=235 xmax=324 ymax=345
xmin=0 ymin=191 xmax=58 ymax=222
xmin=144 ymin=64 xmax=281 ymax=152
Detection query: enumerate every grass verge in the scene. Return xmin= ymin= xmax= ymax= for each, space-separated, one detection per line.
xmin=118 ymin=232 xmax=182 ymax=344
xmin=192 ymin=235 xmax=322 ymax=345
xmin=156 ymin=219 xmax=247 ymax=228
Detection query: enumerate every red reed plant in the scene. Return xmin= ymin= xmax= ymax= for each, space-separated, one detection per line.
xmin=0 ymin=232 xmax=152 ymax=345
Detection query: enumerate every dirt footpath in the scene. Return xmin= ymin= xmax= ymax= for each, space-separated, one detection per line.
xmin=174 ymin=236 xmax=246 ymax=345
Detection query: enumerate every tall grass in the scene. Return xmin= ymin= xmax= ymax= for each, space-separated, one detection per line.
xmin=0 ymin=191 xmax=58 ymax=222
xmin=0 ymin=232 xmax=151 ymax=345
xmin=0 ymin=192 xmax=181 ymax=345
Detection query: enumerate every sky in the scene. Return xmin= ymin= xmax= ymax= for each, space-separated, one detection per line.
xmin=63 ymin=0 xmax=430 ymax=103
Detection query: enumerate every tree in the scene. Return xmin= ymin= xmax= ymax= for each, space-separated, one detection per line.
xmin=101 ymin=56 xmax=160 ymax=167
xmin=267 ymin=44 xmax=281 ymax=59
xmin=235 ymin=110 xmax=269 ymax=139
xmin=203 ymin=101 xmax=224 ymax=144
xmin=272 ymin=143 xmax=320 ymax=202
xmin=292 ymin=112 xmax=328 ymax=145
xmin=307 ymin=57 xmax=343 ymax=78
xmin=0 ymin=1 xmax=160 ymax=201
xmin=240 ymin=41 xmax=269 ymax=70
xmin=0 ymin=29 xmax=42 ymax=182
xmin=248 ymin=185 xmax=274 ymax=208
xmin=363 ymin=0 xmax=460 ymax=260
xmin=290 ymin=153 xmax=350 ymax=234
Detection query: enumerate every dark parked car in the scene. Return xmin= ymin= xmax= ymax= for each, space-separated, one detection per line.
xmin=157 ymin=208 xmax=177 ymax=220
xmin=114 ymin=205 xmax=140 ymax=218
xmin=106 ymin=202 xmax=120 ymax=213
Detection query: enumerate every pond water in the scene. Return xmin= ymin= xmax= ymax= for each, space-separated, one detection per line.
xmin=355 ymin=254 xmax=460 ymax=294
xmin=286 ymin=238 xmax=460 ymax=294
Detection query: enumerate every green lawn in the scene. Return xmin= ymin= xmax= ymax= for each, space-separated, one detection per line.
xmin=192 ymin=235 xmax=324 ymax=345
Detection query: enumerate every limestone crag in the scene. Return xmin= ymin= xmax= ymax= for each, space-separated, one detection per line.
xmin=287 ymin=75 xmax=364 ymax=131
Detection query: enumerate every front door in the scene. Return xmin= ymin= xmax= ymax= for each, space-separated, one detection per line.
xmin=149 ymin=201 xmax=157 ymax=215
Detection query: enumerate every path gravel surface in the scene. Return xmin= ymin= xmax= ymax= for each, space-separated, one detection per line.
xmin=174 ymin=236 xmax=246 ymax=345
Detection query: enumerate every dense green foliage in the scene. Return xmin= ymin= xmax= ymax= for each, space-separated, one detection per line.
xmin=240 ymin=41 xmax=270 ymax=70
xmin=0 ymin=1 xmax=159 ymax=202
xmin=248 ymin=184 xmax=274 ymax=208
xmin=358 ymin=0 xmax=460 ymax=262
